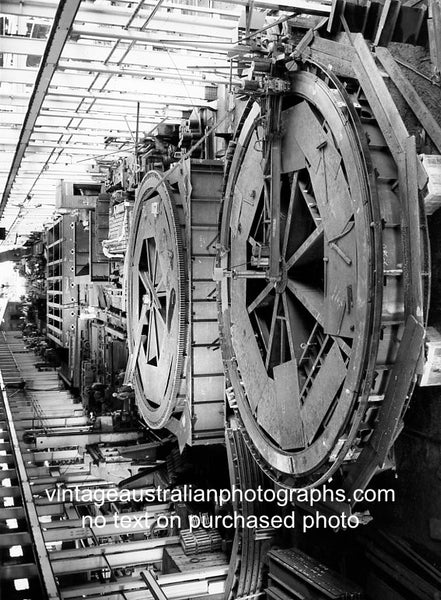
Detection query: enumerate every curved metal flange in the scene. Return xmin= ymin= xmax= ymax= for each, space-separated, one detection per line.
xmin=225 ymin=421 xmax=271 ymax=600
xmin=126 ymin=171 xmax=186 ymax=429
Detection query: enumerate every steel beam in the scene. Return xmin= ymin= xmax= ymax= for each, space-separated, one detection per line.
xmin=36 ymin=503 xmax=66 ymax=516
xmin=0 ymin=454 xmax=15 ymax=466
xmin=60 ymin=568 xmax=229 ymax=599
xmin=0 ymin=123 xmax=144 ymax=136
xmin=1 ymin=0 xmax=238 ymax=19
xmin=35 ymin=111 xmax=178 ymax=123
xmin=43 ymin=508 xmax=169 ymax=541
xmin=0 ymin=90 xmax=211 ymax=110
xmin=0 ymin=35 xmax=228 ymax=70
xmin=11 ymin=164 xmax=98 ymax=171
xmin=15 ymin=416 xmax=89 ymax=429
xmin=77 ymin=584 xmax=224 ymax=600
xmin=0 ymin=506 xmax=26 ymax=519
xmin=0 ymin=563 xmax=39 ymax=581
xmin=376 ymin=46 xmax=441 ymax=153
xmin=37 ymin=487 xmax=162 ymax=506
xmin=200 ymin=0 xmax=330 ymax=11
xmin=0 ymin=0 xmax=82 ymax=217
xmin=30 ymin=480 xmax=107 ymax=495
xmin=27 ymin=463 xmax=89 ymax=476
xmin=0 ymin=486 xmax=21 ymax=498
xmin=45 ymin=89 xmax=211 ymax=108
xmin=7 ymin=192 xmax=55 ymax=198
xmin=0 ymin=1 xmax=235 ymax=35
xmin=0 ymin=468 xmax=18 ymax=480
xmin=23 ymin=448 xmax=81 ymax=462
xmin=141 ymin=570 xmax=169 ymax=600
xmin=1 ymin=100 xmax=186 ymax=118
xmin=0 ymin=531 xmax=32 ymax=547
xmin=0 ymin=0 xmax=329 ymax=22
xmin=0 ymin=143 xmax=119 ymax=153
xmin=56 ymin=59 xmax=230 ymax=85
xmin=34 ymin=430 xmax=142 ymax=448
xmin=0 ymin=87 xmax=211 ymax=106
xmin=11 ymin=176 xmax=95 ymax=182
xmin=70 ymin=24 xmax=230 ymax=48
xmin=43 ymin=506 xmax=169 ymax=530
xmin=49 ymin=537 xmax=179 ymax=574
xmin=0 ymin=70 xmax=208 ymax=100
xmin=0 ymin=105 xmax=179 ymax=124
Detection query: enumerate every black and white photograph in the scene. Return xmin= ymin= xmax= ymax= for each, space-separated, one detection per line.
xmin=0 ymin=0 xmax=441 ymax=598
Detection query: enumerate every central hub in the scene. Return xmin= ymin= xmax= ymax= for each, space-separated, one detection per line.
xmin=275 ymin=260 xmax=287 ymax=293
xmin=142 ymin=292 xmax=151 ymax=307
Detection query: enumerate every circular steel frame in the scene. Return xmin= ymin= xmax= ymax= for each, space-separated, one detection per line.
xmin=218 ymin=62 xmax=426 ymax=487
xmin=127 ymin=171 xmax=186 ymax=429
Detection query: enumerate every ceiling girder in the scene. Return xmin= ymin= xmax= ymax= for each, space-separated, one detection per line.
xmin=0 ymin=0 xmax=330 ymax=22
xmin=0 ymin=89 xmax=212 ymax=108
xmin=0 ymin=68 xmax=210 ymax=97
xmin=0 ymin=110 xmax=180 ymax=125
xmin=0 ymin=0 xmax=277 ymax=244
xmin=0 ymin=0 xmax=238 ymax=33
xmin=70 ymin=24 xmax=231 ymax=48
xmin=0 ymin=143 xmax=127 ymax=153
xmin=56 ymin=59 xmax=233 ymax=85
xmin=0 ymin=103 xmax=186 ymax=118
xmin=0 ymin=0 xmax=83 ymax=217
xmin=36 ymin=111 xmax=182 ymax=122
xmin=0 ymin=125 xmax=147 ymax=136
xmin=0 ymin=36 xmax=227 ymax=80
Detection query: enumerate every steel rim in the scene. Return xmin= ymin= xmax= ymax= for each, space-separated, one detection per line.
xmin=218 ymin=63 xmax=412 ymax=486
xmin=127 ymin=171 xmax=186 ymax=429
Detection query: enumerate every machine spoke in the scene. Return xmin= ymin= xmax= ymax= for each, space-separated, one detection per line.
xmin=285 ymin=225 xmax=324 ymax=270
xmin=282 ymin=172 xmax=299 ymax=256
xmin=281 ymin=292 xmax=310 ymax=363
xmin=247 ymin=283 xmax=273 ymax=314
xmin=125 ymin=303 xmax=148 ymax=383
xmin=265 ymin=293 xmax=280 ymax=371
xmin=139 ymin=269 xmax=165 ymax=324
xmin=286 ymin=279 xmax=325 ymax=327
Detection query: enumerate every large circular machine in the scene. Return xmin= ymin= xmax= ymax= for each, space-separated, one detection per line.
xmin=124 ymin=50 xmax=430 ymax=496
xmin=126 ymin=172 xmax=186 ymax=429
xmin=218 ymin=60 xmax=429 ymax=490
xmin=126 ymin=161 xmax=226 ymax=445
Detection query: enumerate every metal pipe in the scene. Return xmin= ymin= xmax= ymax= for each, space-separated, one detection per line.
xmin=57 ymin=59 xmax=234 ymax=85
